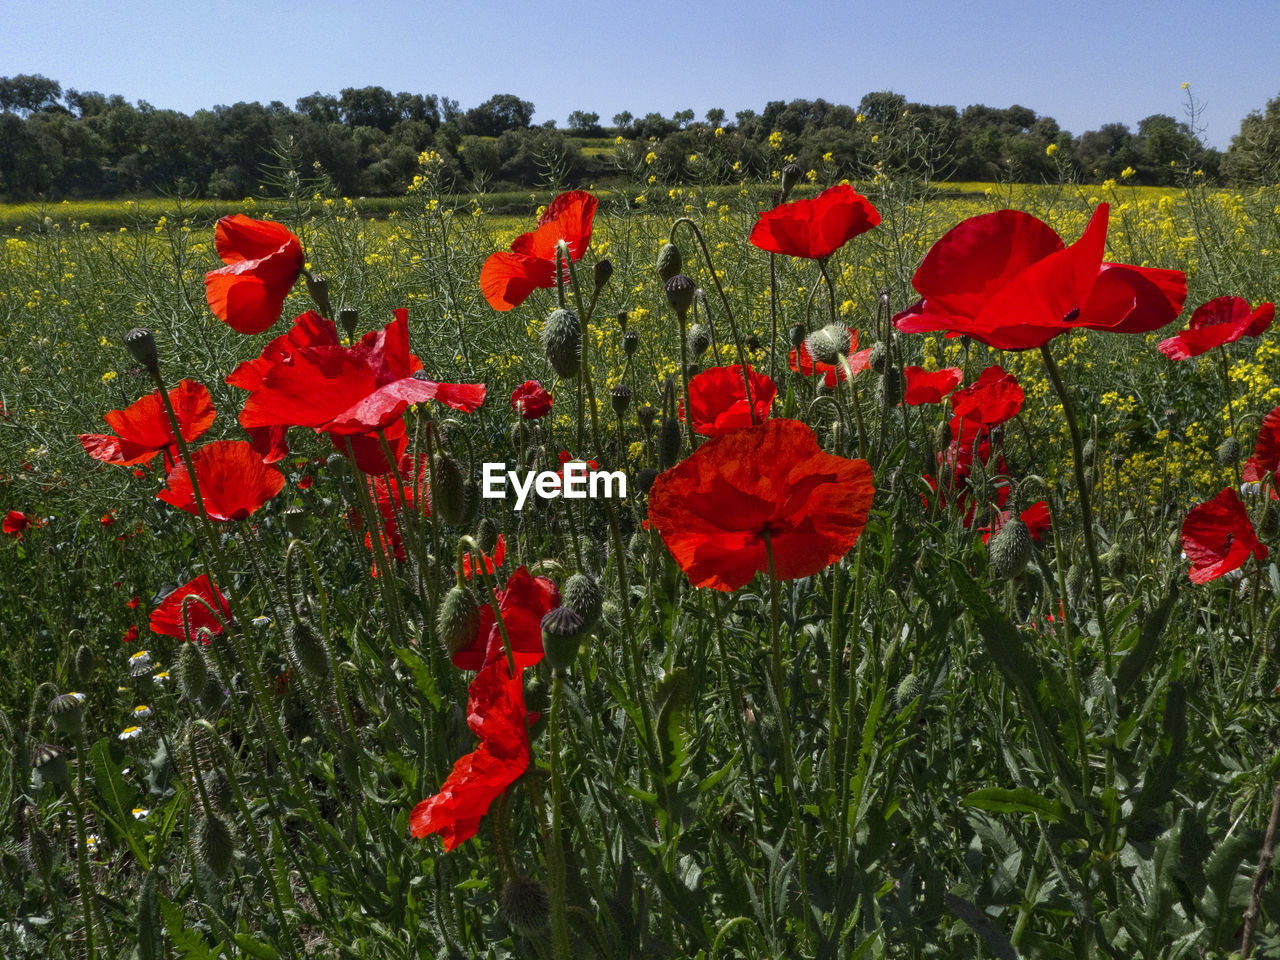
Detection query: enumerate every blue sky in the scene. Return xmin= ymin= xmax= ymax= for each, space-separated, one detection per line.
xmin=5 ymin=0 xmax=1277 ymax=148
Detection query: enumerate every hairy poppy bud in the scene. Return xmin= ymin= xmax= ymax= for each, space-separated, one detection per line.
xmin=868 ymin=341 xmax=889 ymax=374
xmin=659 ymin=417 xmax=682 ymax=470
xmin=500 ymin=876 xmax=550 ymax=936
xmin=73 ymin=644 xmax=98 ymax=685
xmin=664 ymin=274 xmax=696 ymax=318
xmin=542 ymin=308 xmax=582 ymax=379
xmin=179 ymin=642 xmax=208 ymax=702
xmin=199 ymin=672 xmax=225 ymax=713
xmin=203 ymin=767 xmax=233 ymax=812
xmin=593 ymin=259 xmax=613 ymax=289
xmin=780 ymin=162 xmax=803 ymax=199
xmin=289 ymin=619 xmax=330 ymax=679
xmin=437 ymin=585 xmax=481 ymax=657
xmin=196 ymin=812 xmax=236 ymax=880
xmin=563 ymin=573 xmax=603 ymax=630
xmin=477 ymin=516 xmax=500 ymax=555
xmin=431 ymin=454 xmax=468 ymax=526
xmin=656 ymin=243 xmax=683 ymax=282
xmin=622 ymin=329 xmax=640 ymax=357
xmin=933 ymin=419 xmax=950 ymax=450
xmin=541 ymin=607 xmax=586 ymax=673
xmin=988 ymin=517 xmax=1032 ymax=580
xmin=688 ymin=323 xmax=712 ymax=357
xmin=637 ymin=467 xmax=659 ymax=494
xmin=804 ymin=324 xmax=851 ymax=366
xmin=895 ymin=673 xmax=921 ymax=709
xmin=337 ymin=306 xmax=358 ymax=342
xmin=878 ymin=366 xmax=903 ymax=408
xmin=304 ymin=271 xmax=331 ymax=319
xmin=788 ymin=323 xmax=806 ymax=349
xmin=610 ymin=384 xmax=632 ymax=416
xmin=124 ymin=327 xmax=159 ymax=373
xmin=636 ymin=404 xmax=657 ymax=431
xmin=459 ymin=478 xmax=480 ymax=526
xmin=1217 ymin=437 xmax=1240 ymax=466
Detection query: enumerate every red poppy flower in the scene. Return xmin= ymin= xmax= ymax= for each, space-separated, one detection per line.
xmin=451 ymin=566 xmax=560 ymax=671
xmin=480 ymin=191 xmax=597 ymax=311
xmin=150 ymin=574 xmax=231 ymax=642
xmin=100 ymin=513 xmax=115 ymax=526
xmin=788 ymin=326 xmax=872 ymax=387
xmin=356 ymin=453 xmax=430 ymax=569
xmin=646 ymin=418 xmax=874 ymax=591
xmin=950 ymin=365 xmax=1024 ymax=426
xmin=79 ymin=380 xmax=217 ymax=468
xmin=1182 ymin=487 xmax=1267 ymax=584
xmin=680 ymin=364 xmax=777 ymax=437
xmin=1157 ymin=296 xmax=1275 ymax=360
xmin=122 ymin=625 xmax=140 ymax=644
xmin=237 ymin=308 xmax=485 ymax=456
xmin=462 ymin=534 xmax=507 ymax=579
xmin=927 ymin=417 xmax=1011 ymax=525
xmin=3 ymin=510 xmax=30 ymax=538
xmin=511 ymin=380 xmax=553 ymax=420
xmin=205 ymin=215 xmax=305 ymax=335
xmin=157 ymin=440 xmax=285 ymax=522
xmin=410 ymin=655 xmax=532 ymax=850
xmin=1244 ymin=404 xmax=1280 ymax=497
xmin=127 ymin=596 xmax=141 ymax=609
xmin=893 ymin=205 xmax=1187 ymax=350
xmin=748 ymin=184 xmax=880 ymax=260
xmin=979 ymin=501 xmax=1052 ymax=545
xmin=903 ymin=366 xmax=963 ymax=405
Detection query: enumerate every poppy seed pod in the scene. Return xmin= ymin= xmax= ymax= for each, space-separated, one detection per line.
xmin=304 ymin=271 xmax=331 ymax=319
xmin=541 ymin=606 xmax=587 ymax=673
xmin=656 ymin=242 xmax=683 ymax=282
xmin=178 ymin=642 xmax=208 ymax=702
xmin=289 ymin=619 xmax=331 ymax=679
xmin=542 ymin=308 xmax=582 ymax=379
xmin=804 ymin=324 xmax=853 ymax=366
xmin=987 ymin=517 xmax=1033 ymax=580
xmin=283 ymin=505 xmax=306 ymax=537
xmin=500 ymin=876 xmax=550 ymax=936
xmin=431 ymin=454 xmax=468 ymax=526
xmin=780 ymin=162 xmax=803 ymax=199
xmin=31 ymin=744 xmax=68 ymax=787
xmin=563 ymin=573 xmax=604 ymax=630
xmin=593 ymin=259 xmax=613 ymax=289
xmin=437 ymin=585 xmax=481 ymax=657
xmin=788 ymin=323 xmax=806 ymax=349
xmin=664 ymin=275 xmax=696 ymax=318
xmin=48 ymin=694 xmax=84 ymax=736
xmin=688 ymin=324 xmax=712 ymax=357
xmin=746 ymin=334 xmax=761 ymax=352
xmin=337 ymin=306 xmax=359 ymax=342
xmin=636 ymin=404 xmax=657 ymax=430
xmin=659 ymin=417 xmax=683 ymax=470
xmin=610 ymin=384 xmax=632 ymax=416
xmin=616 ymin=310 xmax=628 ymax=330
xmin=622 ymin=329 xmax=640 ymax=357
xmin=124 ymin=327 xmax=159 ymax=373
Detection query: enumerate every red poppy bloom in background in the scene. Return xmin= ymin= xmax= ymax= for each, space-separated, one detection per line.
xmin=410 ymin=655 xmax=532 ymax=850
xmin=894 ymin=205 xmax=1187 ymax=350
xmin=205 ymin=215 xmax=305 ymax=335
xmin=903 ymin=366 xmax=963 ymax=405
xmin=79 ymin=380 xmax=217 ymax=467
xmin=480 ymin=191 xmax=597 ymax=311
xmin=356 ymin=453 xmax=430 ymax=571
xmin=1182 ymin=487 xmax=1267 ymax=584
xmin=979 ymin=501 xmax=1052 ymax=545
xmin=927 ymin=417 xmax=1011 ymax=525
xmin=680 ymin=364 xmax=777 ymax=437
xmin=788 ymin=326 xmax=872 ymax=388
xmin=157 ymin=440 xmax=285 ymax=521
xmin=1244 ymin=404 xmax=1280 ymax=497
xmin=237 ymin=308 xmax=485 ymax=464
xmin=3 ymin=510 xmax=31 ymax=538
xmin=511 ymin=380 xmax=553 ymax=420
xmin=451 ymin=565 xmax=560 ymax=671
xmin=121 ymin=625 xmax=140 ymax=644
xmin=150 ymin=574 xmax=231 ymax=642
xmin=1157 ymin=296 xmax=1275 ymax=360
xmin=950 ymin=365 xmax=1025 ymax=426
xmin=749 ymin=184 xmax=881 ymax=260
xmin=647 ymin=418 xmax=874 ymax=591
xmin=462 ymin=534 xmax=507 ymax=579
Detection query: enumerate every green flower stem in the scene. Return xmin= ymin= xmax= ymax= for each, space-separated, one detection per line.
xmin=816 ymin=256 xmax=839 ymax=327
xmin=66 ymin=778 xmax=102 ymax=960
xmin=1219 ymin=345 xmax=1243 ymax=488
xmin=768 ymin=253 xmax=779 ymax=383
xmin=1038 ymin=344 xmax=1111 ymax=659
xmin=547 ymin=674 xmax=572 ymax=960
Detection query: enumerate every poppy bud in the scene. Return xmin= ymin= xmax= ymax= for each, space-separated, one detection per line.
xmin=304 ymin=271 xmax=331 ymax=319
xmin=1217 ymin=437 xmax=1240 ymax=466
xmin=431 ymin=454 xmax=468 ymax=526
xmin=459 ymin=479 xmax=480 ymax=526
xmin=659 ymin=417 xmax=682 ymax=470
xmin=688 ymin=324 xmax=712 ymax=357
xmin=203 ymin=767 xmax=233 ymax=812
xmin=477 ymin=516 xmax=500 ymax=555
xmin=656 ymin=243 xmax=683 ymax=282
xmin=289 ymin=619 xmax=331 ymax=679
xmin=868 ymin=341 xmax=889 ymax=374
xmin=199 ymin=672 xmax=225 ymax=713
xmin=124 ymin=327 xmax=159 ymax=373
xmin=196 ymin=812 xmax=236 ymax=880
xmin=337 ymin=306 xmax=359 ymax=342
xmin=24 ymin=808 xmax=54 ymax=878
xmin=637 ymin=467 xmax=660 ymax=495
xmin=987 ymin=517 xmax=1032 ymax=580
xmin=500 ymin=875 xmax=550 ymax=936
xmin=437 ymin=585 xmax=481 ymax=657
xmin=788 ymin=323 xmax=806 ymax=349
xmin=1082 ymin=439 xmax=1095 ymax=467
xmin=542 ymin=308 xmax=582 ymax=379
xmin=283 ymin=505 xmax=306 ymax=537
xmin=636 ymin=404 xmax=657 ymax=431
xmin=664 ymin=275 xmax=696 ymax=319
xmin=179 ymin=642 xmax=209 ymax=702
xmin=610 ymin=384 xmax=632 ymax=416
xmin=48 ymin=694 xmax=84 ymax=737
xmin=804 ymin=324 xmax=852 ymax=366
xmin=593 ymin=259 xmax=613 ymax=289
xmin=622 ymin=329 xmax=640 ymax=357
xmin=524 ymin=673 xmax=549 ymax=739
xmin=780 ymin=163 xmax=803 ymax=199
xmin=74 ymin=644 xmax=98 ymax=685
xmin=31 ymin=744 xmax=68 ymax=787
xmin=894 ymin=673 xmax=921 ymax=710
xmin=933 ymin=419 xmax=950 ymax=450
xmin=878 ymin=366 xmax=903 ymax=408
xmin=541 ymin=607 xmax=587 ymax=674
xmin=563 ymin=573 xmax=604 ymax=630
xmin=628 ymin=530 xmax=648 ymax=559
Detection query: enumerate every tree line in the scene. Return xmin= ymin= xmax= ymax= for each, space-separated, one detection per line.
xmin=1 ymin=73 xmax=1277 ymax=201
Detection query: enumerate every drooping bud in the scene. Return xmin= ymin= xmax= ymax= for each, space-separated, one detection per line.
xmin=198 ymin=672 xmax=225 ymax=713
xmin=656 ymin=243 xmax=683 ymax=282
xmin=541 ymin=607 xmax=587 ymax=673
xmin=500 ymin=876 xmax=550 ymax=936
xmin=542 ymin=308 xmax=582 ymax=379
xmin=337 ymin=306 xmax=359 ymax=342
xmin=73 ymin=644 xmax=98 ymax=685
xmin=878 ymin=366 xmax=903 ymax=408
xmin=431 ymin=454 xmax=468 ymax=526
xmin=987 ymin=517 xmax=1033 ymax=580
xmin=196 ymin=812 xmax=236 ymax=880
xmin=687 ymin=323 xmax=712 ymax=357
xmin=610 ymin=384 xmax=632 ymax=416
xmin=868 ymin=341 xmax=889 ymax=374
xmin=437 ymin=585 xmax=481 ymax=657
xmin=593 ymin=259 xmax=613 ymax=289
xmin=894 ymin=673 xmax=922 ymax=709
xmin=1082 ymin=439 xmax=1095 ymax=467
xmin=1217 ymin=437 xmax=1240 ymax=466
xmin=178 ymin=642 xmax=209 ymax=702
xmin=289 ymin=619 xmax=331 ymax=679
xmin=622 ymin=329 xmax=640 ymax=357
xmin=933 ymin=419 xmax=950 ymax=450
xmin=477 ymin=516 xmax=500 ymax=555
xmin=563 ymin=573 xmax=604 ymax=630
xmin=746 ymin=334 xmax=761 ymax=352
xmin=664 ymin=275 xmax=696 ymax=319
xmin=124 ymin=328 xmax=159 ymax=373
xmin=637 ymin=467 xmax=659 ymax=494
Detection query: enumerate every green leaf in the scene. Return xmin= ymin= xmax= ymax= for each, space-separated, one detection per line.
xmin=160 ymin=897 xmax=215 ymax=960
xmin=89 ymin=736 xmax=137 ymax=818
xmin=1116 ymin=579 xmax=1179 ymax=700
xmin=234 ymin=931 xmax=281 ymax=960
xmin=963 ymin=787 xmax=1065 ymax=823
xmin=391 ymin=644 xmax=441 ymax=710
xmin=944 ymin=893 xmax=1020 ymax=960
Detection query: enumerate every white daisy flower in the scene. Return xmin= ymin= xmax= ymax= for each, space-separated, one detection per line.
xmin=118 ymin=725 xmax=142 ymax=740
